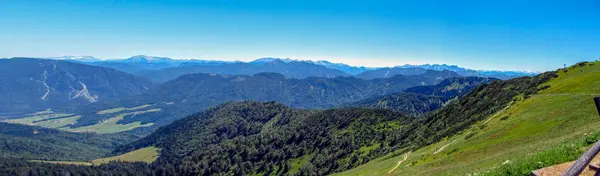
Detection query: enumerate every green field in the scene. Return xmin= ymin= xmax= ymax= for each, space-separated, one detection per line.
xmin=33 ymin=146 xmax=160 ymax=166
xmin=96 ymin=104 xmax=153 ymax=115
xmin=1 ymin=111 xmax=78 ymax=129
xmin=90 ymin=146 xmax=160 ymax=164
xmin=3 ymin=105 xmax=160 ymax=134
xmin=336 ymin=62 xmax=600 ymax=176
xmin=68 ymin=109 xmax=160 ymax=133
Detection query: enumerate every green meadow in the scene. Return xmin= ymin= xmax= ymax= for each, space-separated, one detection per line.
xmin=33 ymin=146 xmax=160 ymax=166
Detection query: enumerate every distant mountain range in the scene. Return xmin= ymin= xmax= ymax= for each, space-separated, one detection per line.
xmin=0 ymin=57 xmax=465 ymax=135
xmin=0 ymin=56 xmax=535 ymax=135
xmin=41 ymin=56 xmax=537 ymax=82
xmin=71 ymin=70 xmax=460 ymax=130
xmin=137 ymin=59 xmax=351 ymax=82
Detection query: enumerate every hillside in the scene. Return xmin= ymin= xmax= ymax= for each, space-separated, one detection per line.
xmin=0 ymin=122 xmax=138 ymax=161
xmin=348 ymin=93 xmax=446 ymax=116
xmin=0 ymin=159 xmax=156 ymax=176
xmin=348 ymin=77 xmax=496 ymax=115
xmin=337 ymin=63 xmax=600 ymax=175
xmin=114 ymin=101 xmax=416 ymax=175
xmin=0 ymin=58 xmax=157 ymax=115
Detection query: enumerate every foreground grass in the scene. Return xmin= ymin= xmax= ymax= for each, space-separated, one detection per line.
xmin=488 ymin=132 xmax=600 ymax=175
xmin=336 ymin=61 xmax=600 ymax=176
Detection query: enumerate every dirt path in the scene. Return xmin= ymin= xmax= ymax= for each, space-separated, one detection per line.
xmin=387 ymin=151 xmax=411 ymax=174
xmin=538 ymin=93 xmax=600 ymax=96
xmin=433 ymin=139 xmax=457 ymax=154
xmin=483 ymin=103 xmax=512 ymax=124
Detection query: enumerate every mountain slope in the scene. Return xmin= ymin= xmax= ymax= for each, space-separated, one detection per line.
xmin=0 ymin=122 xmax=138 ymax=161
xmin=84 ymin=62 xmax=149 ymax=74
xmin=338 ymin=65 xmax=600 ymax=175
xmin=348 ymin=77 xmax=497 ymax=116
xmin=404 ymin=77 xmax=497 ymax=98
xmin=70 ymin=70 xmax=459 ymax=131
xmin=0 ymin=58 xmax=157 ymax=114
xmin=348 ymin=93 xmax=446 ymax=116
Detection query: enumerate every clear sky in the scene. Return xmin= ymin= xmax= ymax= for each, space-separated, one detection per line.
xmin=0 ymin=0 xmax=598 ymax=71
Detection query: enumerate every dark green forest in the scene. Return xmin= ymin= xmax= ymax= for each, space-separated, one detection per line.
xmin=348 ymin=77 xmax=496 ymax=116
xmin=0 ymin=159 xmax=160 ymax=176
xmin=0 ymin=122 xmax=138 ymax=161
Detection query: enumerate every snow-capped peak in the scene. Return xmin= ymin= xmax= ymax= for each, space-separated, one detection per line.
xmin=251 ymin=57 xmax=297 ymax=63
xmin=45 ymin=56 xmax=102 ymax=62
xmin=125 ymin=55 xmax=174 ymax=63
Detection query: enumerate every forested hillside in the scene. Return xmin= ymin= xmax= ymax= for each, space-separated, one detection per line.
xmin=0 ymin=159 xmax=157 ymax=176
xmin=115 ymin=101 xmax=415 ymax=175
xmin=408 ymin=71 xmax=557 ymax=147
xmin=0 ymin=122 xmax=138 ymax=161
xmin=348 ymin=93 xmax=446 ymax=116
xmin=349 ymin=77 xmax=496 ymax=115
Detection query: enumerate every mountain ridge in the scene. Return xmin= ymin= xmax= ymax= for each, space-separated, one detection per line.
xmin=37 ymin=56 xmax=536 ymax=81
xmin=69 ymin=70 xmax=460 ymax=131
xmin=0 ymin=58 xmax=157 ymax=114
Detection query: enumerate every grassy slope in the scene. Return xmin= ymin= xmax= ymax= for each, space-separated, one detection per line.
xmin=68 ymin=108 xmax=160 ymax=134
xmin=34 ymin=146 xmax=160 ymax=165
xmin=91 ymin=146 xmax=160 ymax=164
xmin=335 ymin=61 xmax=600 ymax=176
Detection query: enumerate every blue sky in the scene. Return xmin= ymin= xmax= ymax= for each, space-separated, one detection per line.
xmin=0 ymin=0 xmax=598 ymax=71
